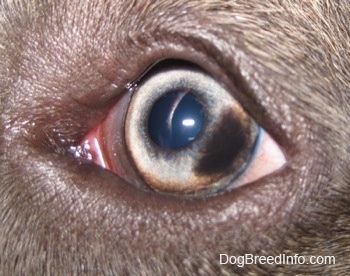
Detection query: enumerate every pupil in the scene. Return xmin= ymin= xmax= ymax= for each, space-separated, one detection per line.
xmin=148 ymin=91 xmax=204 ymax=148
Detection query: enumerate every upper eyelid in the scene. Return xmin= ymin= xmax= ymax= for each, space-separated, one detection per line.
xmin=3 ymin=2 xmax=295 ymax=155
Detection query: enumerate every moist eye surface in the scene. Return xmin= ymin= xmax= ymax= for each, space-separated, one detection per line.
xmin=77 ymin=59 xmax=286 ymax=198
xmin=148 ymin=90 xmax=205 ymax=149
xmin=124 ymin=61 xmax=260 ymax=196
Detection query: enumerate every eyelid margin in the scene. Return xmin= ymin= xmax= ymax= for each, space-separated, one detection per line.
xmin=76 ymin=59 xmax=288 ymax=198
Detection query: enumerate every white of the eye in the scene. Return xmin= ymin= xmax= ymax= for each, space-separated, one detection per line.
xmin=232 ymin=130 xmax=286 ymax=188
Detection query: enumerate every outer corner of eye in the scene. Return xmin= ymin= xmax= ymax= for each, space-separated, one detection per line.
xmin=71 ymin=60 xmax=287 ymax=198
xmin=229 ymin=127 xmax=287 ymax=190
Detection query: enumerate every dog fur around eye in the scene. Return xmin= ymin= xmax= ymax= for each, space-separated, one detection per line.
xmin=0 ymin=0 xmax=349 ymax=274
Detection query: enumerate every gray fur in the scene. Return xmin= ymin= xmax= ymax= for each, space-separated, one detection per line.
xmin=0 ymin=0 xmax=349 ymax=274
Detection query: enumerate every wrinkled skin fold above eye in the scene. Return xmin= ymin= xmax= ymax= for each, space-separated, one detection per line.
xmin=0 ymin=0 xmax=349 ymax=275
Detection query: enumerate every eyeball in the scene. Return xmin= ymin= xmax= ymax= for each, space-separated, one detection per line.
xmin=125 ymin=62 xmax=262 ymax=196
xmin=75 ymin=60 xmax=286 ymax=197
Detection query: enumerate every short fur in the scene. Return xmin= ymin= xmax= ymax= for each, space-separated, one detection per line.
xmin=0 ymin=0 xmax=349 ymax=274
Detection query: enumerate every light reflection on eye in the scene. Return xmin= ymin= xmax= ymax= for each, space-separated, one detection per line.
xmin=71 ymin=60 xmax=286 ymax=197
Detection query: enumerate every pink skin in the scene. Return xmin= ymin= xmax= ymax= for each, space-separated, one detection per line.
xmin=233 ymin=131 xmax=287 ymax=189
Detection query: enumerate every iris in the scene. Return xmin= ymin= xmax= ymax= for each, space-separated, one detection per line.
xmin=148 ymin=91 xmax=204 ymax=149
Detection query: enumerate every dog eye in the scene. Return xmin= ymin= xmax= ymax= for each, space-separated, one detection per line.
xmin=72 ymin=60 xmax=286 ymax=197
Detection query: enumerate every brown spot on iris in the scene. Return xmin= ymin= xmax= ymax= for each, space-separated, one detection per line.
xmin=195 ymin=110 xmax=249 ymax=175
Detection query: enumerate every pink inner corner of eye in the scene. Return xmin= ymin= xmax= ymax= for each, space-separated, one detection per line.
xmin=80 ymin=125 xmax=132 ymax=180
xmin=81 ymin=125 xmax=109 ymax=169
xmin=68 ymin=125 xmax=111 ymax=171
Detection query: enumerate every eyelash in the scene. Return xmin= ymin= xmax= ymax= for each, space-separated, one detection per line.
xmin=70 ymin=60 xmax=287 ymax=197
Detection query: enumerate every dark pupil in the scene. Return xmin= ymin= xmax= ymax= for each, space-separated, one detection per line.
xmin=148 ymin=91 xmax=204 ymax=149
